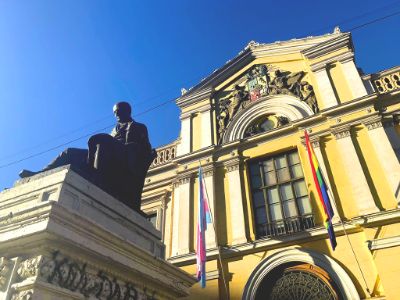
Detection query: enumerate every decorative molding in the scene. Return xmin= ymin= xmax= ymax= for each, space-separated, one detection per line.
xmin=224 ymin=158 xmax=241 ymax=173
xmin=0 ymin=257 xmax=13 ymax=291
xmin=34 ymin=251 xmax=157 ymax=300
xmin=222 ymin=95 xmax=313 ymax=144
xmin=368 ymin=236 xmax=400 ymax=250
xmin=11 ymin=290 xmax=33 ymax=300
xmin=332 ymin=127 xmax=351 ymax=140
xmin=365 ymin=120 xmax=383 ymax=131
xmin=242 ymin=248 xmax=360 ymax=300
xmin=201 ymin=165 xmax=215 ymax=178
xmin=302 ymin=33 xmax=352 ymax=60
xmin=176 ymin=87 xmax=214 ymax=109
xmin=310 ymin=52 xmax=354 ymax=72
xmin=17 ymin=256 xmax=42 ymax=280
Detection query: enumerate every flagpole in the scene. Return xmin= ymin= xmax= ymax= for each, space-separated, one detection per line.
xmin=306 ymin=131 xmax=372 ymax=297
xmin=198 ymin=160 xmax=230 ymax=300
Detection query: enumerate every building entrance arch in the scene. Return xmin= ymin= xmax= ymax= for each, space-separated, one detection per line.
xmin=242 ymin=248 xmax=360 ymax=300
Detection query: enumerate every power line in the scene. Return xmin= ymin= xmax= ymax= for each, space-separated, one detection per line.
xmin=0 ymin=96 xmax=178 ymax=169
xmin=1 ymin=6 xmax=399 ymax=170
xmin=0 ymin=74 xmax=204 ymax=163
xmin=348 ymin=10 xmax=400 ymax=31
xmin=308 ymin=0 xmax=400 ymax=35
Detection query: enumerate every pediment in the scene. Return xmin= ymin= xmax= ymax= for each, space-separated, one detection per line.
xmin=176 ymin=31 xmax=345 ymax=108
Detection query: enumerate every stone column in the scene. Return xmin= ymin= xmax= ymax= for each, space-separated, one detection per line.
xmin=225 ymin=158 xmax=247 ymax=245
xmin=309 ymin=138 xmax=340 ymax=223
xmin=200 ymin=105 xmax=214 ymax=149
xmin=365 ymin=118 xmax=400 ymax=205
xmin=202 ymin=165 xmax=217 ymax=249
xmin=339 ymin=55 xmax=367 ymax=99
xmin=333 ymin=127 xmax=379 ymax=214
xmin=177 ymin=113 xmax=192 ymax=156
xmin=312 ymin=65 xmax=338 ymax=109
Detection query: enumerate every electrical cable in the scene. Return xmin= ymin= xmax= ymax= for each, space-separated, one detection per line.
xmin=1 ymin=7 xmax=400 ymax=170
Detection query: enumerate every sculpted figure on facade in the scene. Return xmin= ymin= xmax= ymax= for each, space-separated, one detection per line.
xmin=19 ymin=102 xmax=156 ymax=212
xmin=216 ymin=64 xmax=319 ymax=142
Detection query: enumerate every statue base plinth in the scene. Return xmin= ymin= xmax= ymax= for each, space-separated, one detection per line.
xmin=0 ymin=166 xmax=195 ymax=299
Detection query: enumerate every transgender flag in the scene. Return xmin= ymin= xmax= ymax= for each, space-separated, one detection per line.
xmin=304 ymin=130 xmax=337 ymax=250
xmin=196 ymin=167 xmax=212 ymax=288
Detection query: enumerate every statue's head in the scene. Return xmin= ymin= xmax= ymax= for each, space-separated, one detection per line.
xmin=113 ymin=102 xmax=132 ymax=122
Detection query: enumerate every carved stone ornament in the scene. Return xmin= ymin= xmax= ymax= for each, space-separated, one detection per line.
xmin=0 ymin=257 xmax=13 ymax=291
xmin=244 ymin=114 xmax=289 ymax=138
xmin=14 ymin=251 xmax=157 ymax=300
xmin=11 ymin=290 xmax=33 ymax=300
xmin=17 ymin=256 xmax=42 ymax=280
xmin=217 ymin=64 xmax=319 ymax=143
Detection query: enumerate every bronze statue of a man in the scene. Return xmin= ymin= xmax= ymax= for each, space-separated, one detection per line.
xmin=19 ymin=102 xmax=156 ymax=212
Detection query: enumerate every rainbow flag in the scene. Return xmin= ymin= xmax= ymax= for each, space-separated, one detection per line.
xmin=304 ymin=130 xmax=337 ymax=250
xmin=196 ymin=167 xmax=212 ymax=288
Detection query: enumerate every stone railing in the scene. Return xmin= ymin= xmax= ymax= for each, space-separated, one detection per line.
xmin=150 ymin=142 xmax=177 ymax=168
xmin=371 ymin=67 xmax=400 ymax=94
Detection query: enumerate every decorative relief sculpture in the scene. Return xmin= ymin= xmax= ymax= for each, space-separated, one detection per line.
xmin=244 ymin=115 xmax=289 ymax=138
xmin=217 ymin=64 xmax=318 ymax=143
xmin=0 ymin=257 xmax=13 ymax=291
xmin=12 ymin=251 xmax=157 ymax=300
xmin=18 ymin=102 xmax=157 ymax=213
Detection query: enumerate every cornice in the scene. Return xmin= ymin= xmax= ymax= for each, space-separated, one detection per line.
xmin=310 ymin=51 xmax=354 ymax=72
xmin=302 ymin=32 xmax=352 ymax=60
xmin=176 ymin=32 xmax=344 ymax=108
xmin=176 ymin=87 xmax=214 ymax=109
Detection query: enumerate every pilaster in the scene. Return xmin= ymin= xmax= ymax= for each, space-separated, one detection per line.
xmin=338 ymin=53 xmax=367 ymax=99
xmin=200 ymin=104 xmax=214 ymax=149
xmin=332 ymin=126 xmax=379 ymax=215
xmin=364 ymin=117 xmax=400 ymax=205
xmin=202 ymin=165 xmax=217 ymax=249
xmin=311 ymin=65 xmax=338 ymax=109
xmin=224 ymin=157 xmax=247 ymax=245
xmin=177 ymin=113 xmax=192 ymax=156
xmin=308 ymin=136 xmax=340 ymax=223
xmin=174 ymin=174 xmax=192 ymax=256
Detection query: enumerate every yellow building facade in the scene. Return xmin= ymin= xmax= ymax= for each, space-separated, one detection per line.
xmin=142 ymin=29 xmax=400 ymax=299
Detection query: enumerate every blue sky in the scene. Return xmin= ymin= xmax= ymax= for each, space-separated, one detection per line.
xmin=0 ymin=0 xmax=399 ymax=189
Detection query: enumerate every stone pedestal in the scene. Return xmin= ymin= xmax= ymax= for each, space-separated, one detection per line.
xmin=0 ymin=166 xmax=196 ymax=300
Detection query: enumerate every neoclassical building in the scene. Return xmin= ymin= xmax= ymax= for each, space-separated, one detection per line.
xmin=142 ymin=29 xmax=400 ymax=299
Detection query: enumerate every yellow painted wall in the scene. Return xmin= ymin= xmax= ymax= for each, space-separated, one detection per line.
xmin=192 ymin=113 xmax=201 ymax=151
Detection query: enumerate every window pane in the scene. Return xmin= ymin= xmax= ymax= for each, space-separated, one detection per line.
xmin=267 ymin=187 xmax=280 ymax=204
xmin=253 ymin=191 xmax=265 ymax=208
xmin=275 ymin=156 xmax=287 ymax=169
xmin=251 ymin=175 xmax=262 ymax=188
xmin=263 ymin=159 xmax=274 ymax=172
xmin=250 ymin=164 xmax=260 ymax=176
xmin=269 ymin=204 xmax=283 ymax=221
xmin=288 ymin=152 xmax=300 ymax=165
xmin=280 ymin=184 xmax=294 ymax=201
xmin=293 ymin=180 xmax=308 ymax=197
xmin=291 ymin=165 xmax=303 ymax=178
xmin=265 ymin=171 xmax=277 ymax=186
xmin=297 ymin=197 xmax=312 ymax=215
xmin=255 ymin=207 xmax=267 ymax=224
xmin=283 ymin=200 xmax=298 ymax=217
xmin=277 ymin=168 xmax=290 ymax=182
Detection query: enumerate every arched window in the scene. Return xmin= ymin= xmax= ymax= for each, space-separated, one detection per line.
xmin=248 ymin=150 xmax=314 ymax=238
